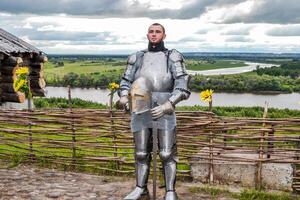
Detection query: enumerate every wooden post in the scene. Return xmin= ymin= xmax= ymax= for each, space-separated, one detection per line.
xmin=27 ymin=78 xmax=34 ymax=162
xmin=109 ymin=91 xmax=119 ymax=170
xmin=267 ymin=124 xmax=275 ymax=159
xmin=27 ymin=78 xmax=32 ymax=111
xmin=28 ymin=120 xmax=34 ymax=162
xmin=256 ymin=101 xmax=268 ymax=190
xmin=68 ymin=85 xmax=76 ymax=168
xmin=209 ymin=130 xmax=214 ymax=184
xmin=223 ymin=121 xmax=228 ymax=148
xmin=208 ymin=100 xmax=212 ymax=112
xmin=293 ymin=137 xmax=300 ymax=193
xmin=208 ymin=99 xmax=214 ymax=183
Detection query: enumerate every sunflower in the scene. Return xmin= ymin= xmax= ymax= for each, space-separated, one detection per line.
xmin=200 ymin=89 xmax=214 ymax=102
xmin=15 ymin=67 xmax=29 ymax=75
xmin=108 ymin=82 xmax=120 ymax=91
xmin=13 ymin=79 xmax=27 ymax=92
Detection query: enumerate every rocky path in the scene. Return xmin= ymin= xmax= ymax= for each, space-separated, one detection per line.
xmin=0 ymin=165 xmax=234 ymax=200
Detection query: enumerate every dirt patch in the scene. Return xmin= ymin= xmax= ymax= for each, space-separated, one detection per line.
xmin=0 ymin=165 xmax=235 ymax=200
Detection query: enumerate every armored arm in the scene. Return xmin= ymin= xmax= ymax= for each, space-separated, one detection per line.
xmin=168 ymin=49 xmax=191 ymax=106
xmin=116 ymin=53 xmax=136 ymax=110
xmin=119 ymin=53 xmax=138 ymax=97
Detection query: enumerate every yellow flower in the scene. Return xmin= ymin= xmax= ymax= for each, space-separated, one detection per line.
xmin=13 ymin=79 xmax=27 ymax=92
xmin=15 ymin=67 xmax=29 ymax=75
xmin=200 ymin=89 xmax=213 ymax=102
xmin=108 ymin=82 xmax=120 ymax=91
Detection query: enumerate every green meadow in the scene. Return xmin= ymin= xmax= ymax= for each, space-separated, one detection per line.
xmin=186 ymin=59 xmax=246 ymax=70
xmin=44 ymin=58 xmax=247 ymax=77
xmin=44 ymin=59 xmax=125 ymax=77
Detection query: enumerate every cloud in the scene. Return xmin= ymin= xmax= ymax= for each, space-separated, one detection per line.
xmin=0 ymin=0 xmax=299 ymax=23
xmin=178 ymin=36 xmax=205 ymax=43
xmin=266 ymin=25 xmax=300 ymax=36
xmin=0 ymin=0 xmax=249 ymax=19
xmin=218 ymin=0 xmax=300 ymax=24
xmin=0 ymin=0 xmax=125 ymax=16
xmin=1 ymin=0 xmax=300 ymax=54
xmin=221 ymin=26 xmax=252 ymax=35
xmin=225 ymin=36 xmax=254 ymax=42
xmin=28 ymin=31 xmax=113 ymax=41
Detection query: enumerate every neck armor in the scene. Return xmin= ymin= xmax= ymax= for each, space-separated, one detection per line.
xmin=148 ymin=41 xmax=167 ymax=52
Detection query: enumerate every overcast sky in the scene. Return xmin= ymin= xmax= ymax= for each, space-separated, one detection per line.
xmin=1 ymin=0 xmax=300 ymax=54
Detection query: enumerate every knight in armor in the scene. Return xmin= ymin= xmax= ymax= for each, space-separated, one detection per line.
xmin=117 ymin=23 xmax=190 ymax=200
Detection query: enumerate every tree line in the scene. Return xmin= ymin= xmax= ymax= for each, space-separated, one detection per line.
xmin=255 ymin=61 xmax=300 ymax=79
xmin=190 ymin=73 xmax=300 ymax=93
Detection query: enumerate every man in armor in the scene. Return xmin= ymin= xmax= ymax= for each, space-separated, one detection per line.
xmin=118 ymin=23 xmax=190 ymax=200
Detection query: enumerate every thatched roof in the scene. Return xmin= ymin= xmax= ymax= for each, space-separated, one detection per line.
xmin=0 ymin=28 xmax=42 ymax=55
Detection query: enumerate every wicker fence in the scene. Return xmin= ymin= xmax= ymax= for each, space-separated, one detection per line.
xmin=0 ymin=108 xmax=300 ymax=191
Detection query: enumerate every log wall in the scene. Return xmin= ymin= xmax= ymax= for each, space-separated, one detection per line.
xmin=0 ymin=53 xmax=46 ymax=103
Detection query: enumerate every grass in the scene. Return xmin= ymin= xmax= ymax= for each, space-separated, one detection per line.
xmin=189 ymin=186 xmax=300 ymax=200
xmin=189 ymin=186 xmax=231 ymax=199
xmin=186 ymin=59 xmax=247 ymax=71
xmin=44 ymin=59 xmax=248 ymax=77
xmin=177 ymin=105 xmax=300 ymax=118
xmin=234 ymin=189 xmax=300 ymax=200
xmin=44 ymin=59 xmax=125 ymax=77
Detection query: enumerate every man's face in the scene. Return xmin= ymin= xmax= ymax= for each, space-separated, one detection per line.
xmin=147 ymin=25 xmax=166 ymax=44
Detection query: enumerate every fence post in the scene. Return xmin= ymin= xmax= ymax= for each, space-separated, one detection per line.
xmin=256 ymin=101 xmax=268 ymax=190
xmin=27 ymin=79 xmax=34 ymax=162
xmin=267 ymin=124 xmax=275 ymax=159
xmin=223 ymin=121 xmax=228 ymax=148
xmin=28 ymin=118 xmax=34 ymax=162
xmin=68 ymin=85 xmax=76 ymax=168
xmin=208 ymin=105 xmax=214 ymax=184
xmin=109 ymin=92 xmax=119 ymax=170
xmin=292 ymin=137 xmax=300 ymax=192
xmin=209 ymin=130 xmax=214 ymax=184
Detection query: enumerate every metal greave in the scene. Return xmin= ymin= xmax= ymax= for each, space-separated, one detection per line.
xmin=158 ymin=128 xmax=177 ymax=192
xmin=134 ymin=129 xmax=152 ymax=188
xmin=133 ymin=128 xmax=177 ymax=191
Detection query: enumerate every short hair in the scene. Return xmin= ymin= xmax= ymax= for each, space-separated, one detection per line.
xmin=149 ymin=23 xmax=165 ymax=34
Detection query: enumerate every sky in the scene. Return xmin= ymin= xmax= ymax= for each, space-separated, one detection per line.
xmin=0 ymin=0 xmax=300 ymax=54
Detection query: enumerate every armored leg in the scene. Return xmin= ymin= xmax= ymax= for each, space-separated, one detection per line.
xmin=124 ymin=128 xmax=152 ymax=200
xmin=158 ymin=128 xmax=178 ymax=200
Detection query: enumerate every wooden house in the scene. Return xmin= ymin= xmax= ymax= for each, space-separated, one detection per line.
xmin=0 ymin=28 xmax=47 ymax=103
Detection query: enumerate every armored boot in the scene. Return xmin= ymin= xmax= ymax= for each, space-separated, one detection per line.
xmin=158 ymin=129 xmax=178 ymax=200
xmin=124 ymin=162 xmax=151 ymax=200
xmin=163 ymin=161 xmax=178 ymax=200
xmin=123 ymin=186 xmax=150 ymax=200
xmin=164 ymin=191 xmax=178 ymax=200
xmin=124 ymin=129 xmax=152 ymax=200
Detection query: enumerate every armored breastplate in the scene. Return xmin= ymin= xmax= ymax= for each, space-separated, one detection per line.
xmin=135 ymin=51 xmax=173 ymax=92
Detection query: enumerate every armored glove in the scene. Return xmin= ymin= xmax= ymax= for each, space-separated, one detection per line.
xmin=116 ymin=95 xmax=130 ymax=111
xmin=151 ymin=100 xmax=174 ymax=119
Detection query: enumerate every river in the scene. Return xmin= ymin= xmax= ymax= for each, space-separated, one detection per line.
xmin=42 ymin=61 xmax=298 ymax=110
xmin=2 ymin=61 xmax=298 ymax=110
xmin=45 ymin=87 xmax=300 ymax=110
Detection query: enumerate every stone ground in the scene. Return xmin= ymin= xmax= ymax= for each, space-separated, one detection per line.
xmin=0 ymin=164 xmax=235 ymax=200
